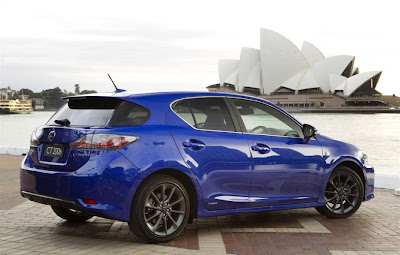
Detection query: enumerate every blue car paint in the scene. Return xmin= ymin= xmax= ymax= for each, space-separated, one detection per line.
xmin=167 ymin=113 xmax=253 ymax=211
xmin=20 ymin=91 xmax=374 ymax=222
xmin=243 ymin=134 xmax=324 ymax=208
xmin=315 ymin=134 xmax=375 ymax=201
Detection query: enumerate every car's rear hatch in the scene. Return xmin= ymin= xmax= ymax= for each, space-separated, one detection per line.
xmin=32 ymin=96 xmax=126 ymax=171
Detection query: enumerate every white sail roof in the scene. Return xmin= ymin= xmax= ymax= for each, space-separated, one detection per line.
xmin=310 ymin=55 xmax=354 ymax=93
xmin=280 ymin=70 xmax=307 ymax=91
xmin=238 ymin=47 xmax=262 ymax=92
xmin=218 ymin=28 xmax=381 ymax=98
xmin=345 ymin=71 xmax=381 ymax=97
xmin=297 ymin=69 xmax=321 ymax=91
xmin=301 ymin=41 xmax=325 ymax=66
xmin=218 ymin=59 xmax=239 ymax=87
xmin=329 ymin=74 xmax=347 ymax=92
xmin=260 ymin=28 xmax=309 ymax=95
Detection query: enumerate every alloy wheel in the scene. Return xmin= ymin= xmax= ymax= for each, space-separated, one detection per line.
xmin=143 ymin=183 xmax=186 ymax=236
xmin=325 ymin=172 xmax=361 ymax=214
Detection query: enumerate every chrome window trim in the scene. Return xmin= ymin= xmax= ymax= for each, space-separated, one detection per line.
xmin=169 ymin=95 xmax=306 ymax=139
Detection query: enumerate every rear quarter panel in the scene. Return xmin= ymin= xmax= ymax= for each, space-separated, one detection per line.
xmin=94 ymin=95 xmax=203 ymax=219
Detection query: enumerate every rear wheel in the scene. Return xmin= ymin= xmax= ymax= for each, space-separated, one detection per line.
xmin=316 ymin=166 xmax=364 ymax=218
xmin=129 ymin=175 xmax=190 ymax=243
xmin=51 ymin=206 xmax=92 ymax=222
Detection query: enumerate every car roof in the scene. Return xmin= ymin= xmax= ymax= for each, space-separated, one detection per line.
xmin=64 ymin=90 xmax=302 ymax=125
xmin=64 ymin=90 xmax=269 ymax=102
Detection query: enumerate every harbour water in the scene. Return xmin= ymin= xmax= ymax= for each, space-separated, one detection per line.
xmin=0 ymin=111 xmax=399 ymax=174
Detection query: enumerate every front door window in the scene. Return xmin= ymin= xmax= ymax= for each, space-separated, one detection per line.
xmin=231 ymin=99 xmax=303 ymax=138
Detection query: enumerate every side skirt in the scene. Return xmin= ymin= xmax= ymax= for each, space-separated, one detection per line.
xmin=196 ymin=201 xmax=325 ymax=218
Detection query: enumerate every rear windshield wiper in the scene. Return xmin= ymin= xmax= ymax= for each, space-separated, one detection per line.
xmin=54 ymin=119 xmax=70 ymax=126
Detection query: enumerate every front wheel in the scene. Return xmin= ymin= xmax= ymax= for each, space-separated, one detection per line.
xmin=316 ymin=166 xmax=364 ymax=218
xmin=129 ymin=175 xmax=190 ymax=243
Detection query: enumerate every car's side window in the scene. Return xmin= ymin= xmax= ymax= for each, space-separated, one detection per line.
xmin=232 ymin=99 xmax=303 ymax=138
xmin=108 ymin=101 xmax=150 ymax=126
xmin=173 ymin=98 xmax=235 ymax=132
xmin=172 ymin=100 xmax=196 ymax=126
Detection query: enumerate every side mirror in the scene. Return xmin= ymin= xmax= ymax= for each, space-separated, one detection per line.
xmin=302 ymin=124 xmax=317 ymax=139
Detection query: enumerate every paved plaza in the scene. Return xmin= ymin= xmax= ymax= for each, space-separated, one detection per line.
xmin=1 ymin=155 xmax=400 ymax=254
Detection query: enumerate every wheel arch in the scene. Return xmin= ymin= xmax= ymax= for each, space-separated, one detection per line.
xmin=335 ymin=161 xmax=365 ymax=188
xmin=331 ymin=159 xmax=367 ymax=201
xmin=319 ymin=157 xmax=367 ymax=203
xmin=131 ymin=168 xmax=198 ymax=222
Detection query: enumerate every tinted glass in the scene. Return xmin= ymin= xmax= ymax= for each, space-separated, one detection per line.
xmin=172 ymin=100 xmax=196 ymax=126
xmin=232 ymin=99 xmax=303 ymax=137
xmin=185 ymin=98 xmax=235 ymax=132
xmin=48 ymin=98 xmax=116 ymax=127
xmin=108 ymin=101 xmax=150 ymax=126
xmin=48 ymin=97 xmax=150 ymax=127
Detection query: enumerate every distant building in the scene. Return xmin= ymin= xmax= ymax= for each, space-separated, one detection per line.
xmin=31 ymin=98 xmax=45 ymax=110
xmin=0 ymin=89 xmax=17 ymax=100
xmin=208 ymin=28 xmax=394 ymax=111
xmin=215 ymin=28 xmax=382 ymax=97
xmin=18 ymin=94 xmax=30 ymax=100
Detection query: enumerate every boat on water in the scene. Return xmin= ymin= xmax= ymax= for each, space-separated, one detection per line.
xmin=0 ymin=98 xmax=33 ymax=114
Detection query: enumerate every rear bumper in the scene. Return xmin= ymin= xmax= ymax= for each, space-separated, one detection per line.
xmin=20 ymin=150 xmax=140 ymax=222
xmin=21 ymin=191 xmax=78 ymax=210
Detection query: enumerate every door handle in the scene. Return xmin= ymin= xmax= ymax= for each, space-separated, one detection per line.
xmin=182 ymin=139 xmax=206 ymax=149
xmin=251 ymin=143 xmax=270 ymax=153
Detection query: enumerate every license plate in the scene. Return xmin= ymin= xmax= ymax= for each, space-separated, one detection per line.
xmin=44 ymin=144 xmax=65 ymax=158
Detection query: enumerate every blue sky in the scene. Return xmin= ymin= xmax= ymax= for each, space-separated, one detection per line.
xmin=0 ymin=0 xmax=399 ymax=95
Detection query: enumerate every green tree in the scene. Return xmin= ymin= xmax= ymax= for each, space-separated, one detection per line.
xmin=42 ymin=87 xmax=64 ymax=110
xmin=80 ymin=90 xmax=97 ymax=95
xmin=74 ymin=84 xmax=80 ymax=94
xmin=18 ymin=88 xmax=35 ymax=98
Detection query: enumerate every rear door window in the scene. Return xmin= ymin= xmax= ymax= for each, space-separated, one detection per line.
xmin=173 ymin=97 xmax=235 ymax=132
xmin=172 ymin=100 xmax=196 ymax=126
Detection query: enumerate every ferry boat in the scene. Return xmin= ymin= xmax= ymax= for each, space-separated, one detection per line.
xmin=0 ymin=98 xmax=33 ymax=114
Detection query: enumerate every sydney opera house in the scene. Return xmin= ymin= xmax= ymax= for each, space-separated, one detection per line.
xmin=208 ymin=29 xmax=399 ymax=112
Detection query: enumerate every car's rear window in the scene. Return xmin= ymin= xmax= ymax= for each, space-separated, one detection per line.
xmin=47 ymin=97 xmax=150 ymax=127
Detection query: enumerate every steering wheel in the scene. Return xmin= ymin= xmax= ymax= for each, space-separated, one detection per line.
xmin=283 ymin=130 xmax=300 ymax=137
xmin=252 ymin=126 xmax=270 ymax=134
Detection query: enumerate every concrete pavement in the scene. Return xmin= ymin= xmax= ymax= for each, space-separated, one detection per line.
xmin=1 ymin=155 xmax=400 ymax=254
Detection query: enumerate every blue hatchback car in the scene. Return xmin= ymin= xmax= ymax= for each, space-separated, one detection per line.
xmin=20 ymin=91 xmax=374 ymax=243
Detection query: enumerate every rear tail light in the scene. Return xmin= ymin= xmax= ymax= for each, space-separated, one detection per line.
xmin=71 ymin=134 xmax=138 ymax=150
xmin=82 ymin=199 xmax=96 ymax=205
xmin=30 ymin=127 xmax=44 ymax=146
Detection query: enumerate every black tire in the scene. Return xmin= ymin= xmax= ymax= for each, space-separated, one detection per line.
xmin=51 ymin=206 xmax=92 ymax=222
xmin=316 ymin=166 xmax=364 ymax=218
xmin=129 ymin=175 xmax=190 ymax=243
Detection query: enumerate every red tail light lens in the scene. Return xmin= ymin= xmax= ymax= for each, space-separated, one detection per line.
xmin=70 ymin=135 xmax=93 ymax=149
xmin=71 ymin=134 xmax=138 ymax=150
xmin=82 ymin=199 xmax=96 ymax=205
